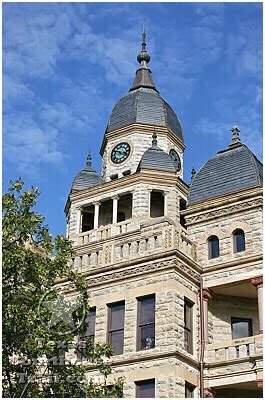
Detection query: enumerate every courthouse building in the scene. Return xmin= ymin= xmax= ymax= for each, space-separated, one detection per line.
xmin=63 ymin=33 xmax=263 ymax=397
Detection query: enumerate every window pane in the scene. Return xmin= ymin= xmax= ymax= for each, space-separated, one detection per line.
xmin=140 ymin=297 xmax=155 ymax=324
xmin=86 ymin=308 xmax=96 ymax=337
xmin=184 ymin=301 xmax=192 ymax=330
xmin=231 ymin=318 xmax=252 ymax=339
xmin=185 ymin=382 xmax=195 ymax=398
xmin=140 ymin=324 xmax=155 ymax=350
xmin=110 ymin=330 xmax=124 ymax=355
xmin=110 ymin=303 xmax=125 ymax=331
xmin=209 ymin=236 xmax=219 ymax=259
xmin=136 ymin=380 xmax=155 ymax=398
xmin=235 ymin=231 xmax=245 ymax=252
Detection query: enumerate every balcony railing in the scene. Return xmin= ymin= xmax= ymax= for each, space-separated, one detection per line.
xmin=206 ymin=334 xmax=263 ymax=364
xmin=70 ymin=219 xmax=197 ymax=272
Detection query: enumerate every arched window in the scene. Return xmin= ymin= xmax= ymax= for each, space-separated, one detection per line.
xmin=233 ymin=229 xmax=245 ymax=253
xmin=150 ymin=191 xmax=164 ymax=218
xmin=208 ymin=236 xmax=220 ymax=259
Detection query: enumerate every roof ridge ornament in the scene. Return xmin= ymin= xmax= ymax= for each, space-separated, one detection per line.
xmin=230 ymin=125 xmax=241 ymax=146
xmin=86 ymin=148 xmax=92 ymax=167
xmin=152 ymin=128 xmax=158 ymax=146
xmin=191 ymin=164 xmax=196 ymax=181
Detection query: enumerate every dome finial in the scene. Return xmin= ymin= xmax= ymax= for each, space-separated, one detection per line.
xmin=191 ymin=164 xmax=196 ymax=181
xmin=86 ymin=148 xmax=92 ymax=167
xmin=152 ymin=127 xmax=158 ymax=146
xmin=137 ymin=27 xmax=150 ymax=67
xmin=230 ymin=125 xmax=241 ymax=146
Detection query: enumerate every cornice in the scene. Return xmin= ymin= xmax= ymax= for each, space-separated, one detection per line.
xmin=205 ymin=354 xmax=262 ymax=369
xmin=83 ymin=349 xmax=199 ymax=371
xmin=184 ymin=192 xmax=262 ymax=226
xmin=56 ymin=251 xmax=202 ymax=294
xmin=67 ymin=170 xmax=188 ymax=209
xmin=99 ymin=123 xmax=186 ymax=155
xmin=202 ymin=253 xmax=263 ymax=275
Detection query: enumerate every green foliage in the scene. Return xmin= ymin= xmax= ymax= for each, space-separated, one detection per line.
xmin=3 ymin=180 xmax=124 ymax=398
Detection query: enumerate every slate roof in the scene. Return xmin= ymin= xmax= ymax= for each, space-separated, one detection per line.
xmin=71 ymin=165 xmax=103 ymax=192
xmin=107 ymin=87 xmax=184 ymax=141
xmin=188 ymin=143 xmax=263 ymax=205
xmin=138 ymin=138 xmax=176 ymax=173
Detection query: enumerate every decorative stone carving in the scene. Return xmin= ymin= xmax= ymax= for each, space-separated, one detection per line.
xmin=251 ymin=275 xmax=263 ymax=288
xmin=186 ymin=198 xmax=263 ymax=225
xmin=256 ymin=379 xmax=263 ymax=390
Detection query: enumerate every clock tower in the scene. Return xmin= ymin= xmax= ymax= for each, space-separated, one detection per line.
xmin=100 ymin=31 xmax=185 ymax=182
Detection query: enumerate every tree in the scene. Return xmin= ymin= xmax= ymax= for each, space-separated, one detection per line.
xmin=3 ymin=180 xmax=124 ymax=398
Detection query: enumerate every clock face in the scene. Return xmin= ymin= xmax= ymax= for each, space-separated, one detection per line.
xmin=169 ymin=149 xmax=181 ymax=172
xmin=111 ymin=142 xmax=131 ymax=164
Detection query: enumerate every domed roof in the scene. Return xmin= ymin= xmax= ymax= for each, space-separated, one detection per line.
xmin=188 ymin=127 xmax=263 ymax=205
xmin=137 ymin=133 xmax=176 ymax=173
xmin=71 ymin=151 xmax=103 ymax=192
xmin=106 ymin=32 xmax=184 ymax=142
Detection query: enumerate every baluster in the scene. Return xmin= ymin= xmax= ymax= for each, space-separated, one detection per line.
xmin=123 ymin=243 xmax=129 ymax=258
xmin=235 ymin=345 xmax=240 ymax=358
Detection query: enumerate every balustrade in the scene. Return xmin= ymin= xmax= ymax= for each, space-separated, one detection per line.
xmin=73 ymin=222 xmax=197 ymax=272
xmin=206 ymin=334 xmax=263 ymax=363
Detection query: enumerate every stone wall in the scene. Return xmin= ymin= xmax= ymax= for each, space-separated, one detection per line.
xmin=209 ymin=295 xmax=259 ymax=343
xmin=187 ymin=208 xmax=262 ymax=268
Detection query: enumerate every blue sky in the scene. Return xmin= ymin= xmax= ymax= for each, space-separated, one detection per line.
xmin=3 ymin=2 xmax=263 ymax=236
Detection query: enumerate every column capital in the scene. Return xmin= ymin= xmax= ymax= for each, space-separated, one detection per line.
xmin=93 ymin=201 xmax=101 ymax=206
xmin=202 ymin=287 xmax=214 ymax=301
xmin=256 ymin=379 xmax=263 ymax=390
xmin=203 ymin=388 xmax=215 ymax=398
xmin=251 ymin=275 xmax=263 ymax=288
xmin=111 ymin=195 xmax=119 ymax=200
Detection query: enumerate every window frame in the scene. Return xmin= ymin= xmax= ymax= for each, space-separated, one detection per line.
xmin=231 ymin=317 xmax=253 ymax=340
xmin=233 ymin=229 xmax=246 ymax=253
xmin=135 ymin=379 xmax=155 ymax=398
xmin=107 ymin=301 xmax=125 ymax=355
xmin=208 ymin=235 xmax=220 ymax=259
xmin=184 ymin=298 xmax=194 ymax=354
xmin=137 ymin=294 xmax=156 ymax=351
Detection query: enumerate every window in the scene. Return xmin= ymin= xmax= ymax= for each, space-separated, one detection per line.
xmin=78 ymin=307 xmax=96 ymax=361
xmin=184 ymin=298 xmax=193 ymax=354
xmin=185 ymin=382 xmax=195 ymax=398
xmin=231 ymin=317 xmax=253 ymax=339
xmin=137 ymin=295 xmax=155 ymax=350
xmin=233 ymin=229 xmax=245 ymax=253
xmin=117 ymin=211 xmax=126 ymax=223
xmin=150 ymin=191 xmax=164 ymax=218
xmin=108 ymin=302 xmax=125 ymax=355
xmin=208 ymin=235 xmax=220 ymax=259
xmin=135 ymin=379 xmax=155 ymax=398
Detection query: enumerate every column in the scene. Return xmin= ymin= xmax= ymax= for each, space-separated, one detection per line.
xmin=93 ymin=202 xmax=100 ymax=229
xmin=164 ymin=191 xmax=168 ymax=217
xmin=147 ymin=189 xmax=152 ymax=218
xmin=76 ymin=207 xmax=82 ymax=234
xmin=112 ymin=196 xmax=119 ymax=224
xmin=251 ymin=275 xmax=263 ymax=333
xmin=202 ymin=288 xmax=213 ymax=344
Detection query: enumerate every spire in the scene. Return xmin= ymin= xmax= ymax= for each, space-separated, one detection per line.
xmin=86 ymin=148 xmax=92 ymax=167
xmin=191 ymin=164 xmax=196 ymax=181
xmin=229 ymin=125 xmax=241 ymax=147
xmin=129 ymin=29 xmax=158 ymax=93
xmin=137 ymin=27 xmax=150 ymax=68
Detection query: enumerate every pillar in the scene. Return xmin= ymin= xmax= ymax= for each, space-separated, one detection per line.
xmin=93 ymin=202 xmax=100 ymax=229
xmin=164 ymin=191 xmax=168 ymax=217
xmin=112 ymin=196 xmax=119 ymax=224
xmin=202 ymin=288 xmax=213 ymax=344
xmin=251 ymin=275 xmax=263 ymax=333
xmin=76 ymin=207 xmax=82 ymax=234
